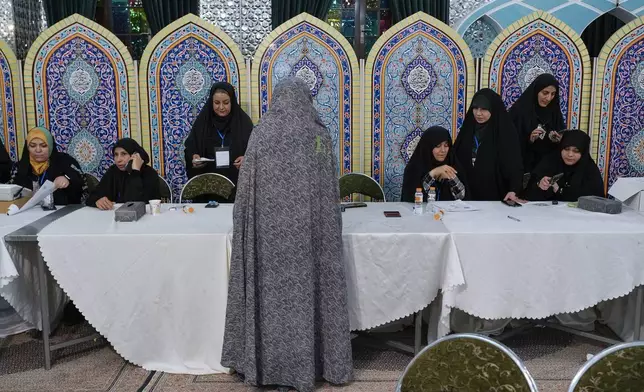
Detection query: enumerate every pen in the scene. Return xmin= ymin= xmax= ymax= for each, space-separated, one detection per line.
xmin=507 ymin=215 xmax=521 ymax=222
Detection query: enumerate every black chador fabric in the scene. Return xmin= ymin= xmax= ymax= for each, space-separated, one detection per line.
xmin=526 ymin=130 xmax=604 ymax=202
xmin=510 ymin=73 xmax=566 ymax=172
xmin=401 ymin=126 xmax=469 ymax=202
xmin=184 ymin=82 xmax=253 ymax=184
xmin=453 ymin=89 xmax=523 ymax=201
xmin=86 ymin=138 xmax=160 ymax=206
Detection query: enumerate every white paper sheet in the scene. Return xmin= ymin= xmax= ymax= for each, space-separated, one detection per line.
xmin=7 ymin=180 xmax=55 ymax=215
xmin=441 ymin=200 xmax=479 ymax=213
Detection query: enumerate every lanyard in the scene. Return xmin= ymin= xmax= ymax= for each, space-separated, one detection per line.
xmin=38 ymin=171 xmax=47 ymax=186
xmin=217 ymin=130 xmax=226 ymax=148
xmin=473 ymin=136 xmax=480 ymax=152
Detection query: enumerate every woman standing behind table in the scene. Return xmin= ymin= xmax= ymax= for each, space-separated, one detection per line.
xmin=453 ymin=89 xmax=524 ymax=202
xmin=86 ymin=138 xmax=160 ymax=210
xmin=11 ymin=127 xmax=87 ymax=204
xmin=526 ymin=130 xmax=604 ymax=201
xmin=221 ymin=78 xmax=352 ymax=392
xmin=184 ymin=82 xmax=253 ymax=189
xmin=401 ymin=126 xmax=469 ymax=202
xmin=510 ymin=73 xmax=566 ymax=174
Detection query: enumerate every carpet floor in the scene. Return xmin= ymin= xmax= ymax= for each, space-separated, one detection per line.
xmin=0 ymin=322 xmax=613 ymax=391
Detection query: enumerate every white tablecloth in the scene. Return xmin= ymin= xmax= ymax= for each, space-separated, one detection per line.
xmin=0 ymin=208 xmax=57 ymax=335
xmin=438 ymin=202 xmax=644 ymax=328
xmin=37 ymin=205 xmax=233 ymax=374
xmin=342 ymin=203 xmax=462 ymax=335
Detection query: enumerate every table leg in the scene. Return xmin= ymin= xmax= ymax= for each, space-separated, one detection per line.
xmin=634 ymin=285 xmax=643 ymax=341
xmin=414 ymin=311 xmax=422 ymax=354
xmin=38 ymin=252 xmax=51 ymax=370
xmin=426 ymin=295 xmax=441 ymax=344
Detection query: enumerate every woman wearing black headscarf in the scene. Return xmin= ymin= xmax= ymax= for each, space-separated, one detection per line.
xmin=0 ymin=139 xmax=12 ymax=183
xmin=453 ymin=89 xmax=524 ymax=202
xmin=86 ymin=138 xmax=160 ymax=210
xmin=184 ymin=82 xmax=253 ymax=185
xmin=510 ymin=73 xmax=566 ymax=173
xmin=526 ymin=130 xmax=604 ymax=201
xmin=11 ymin=127 xmax=87 ymax=205
xmin=401 ymin=126 xmax=468 ymax=202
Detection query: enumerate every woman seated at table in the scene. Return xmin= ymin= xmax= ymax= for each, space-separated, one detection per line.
xmin=184 ymin=82 xmax=253 ymax=187
xmin=11 ymin=127 xmax=86 ymax=204
xmin=86 ymin=138 xmax=160 ymax=210
xmin=453 ymin=89 xmax=524 ymax=202
xmin=526 ymin=130 xmax=604 ymax=201
xmin=510 ymin=73 xmax=566 ymax=174
xmin=0 ymin=139 xmax=13 ymax=183
xmin=401 ymin=126 xmax=468 ymax=202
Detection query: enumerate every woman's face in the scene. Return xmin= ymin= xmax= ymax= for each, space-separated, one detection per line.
xmin=212 ymin=90 xmax=232 ymax=117
xmin=473 ymin=107 xmax=491 ymax=124
xmin=537 ymin=86 xmax=557 ymax=107
xmin=114 ymin=147 xmax=131 ymax=171
xmin=561 ymin=146 xmax=582 ymax=166
xmin=432 ymin=141 xmax=450 ymax=163
xmin=28 ymin=138 xmax=49 ymax=163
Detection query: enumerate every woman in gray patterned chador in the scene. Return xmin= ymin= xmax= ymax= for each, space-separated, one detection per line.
xmin=221 ymin=77 xmax=353 ymax=392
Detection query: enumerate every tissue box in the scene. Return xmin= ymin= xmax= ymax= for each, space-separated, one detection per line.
xmin=114 ymin=202 xmax=146 ymax=222
xmin=578 ymin=196 xmax=622 ymax=214
xmin=608 ymin=177 xmax=644 ymax=211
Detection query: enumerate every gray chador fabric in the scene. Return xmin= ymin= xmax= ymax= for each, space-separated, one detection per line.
xmin=221 ymin=77 xmax=353 ymax=392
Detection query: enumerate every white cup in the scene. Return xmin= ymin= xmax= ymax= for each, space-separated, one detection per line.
xmin=149 ymin=199 xmax=161 ymax=215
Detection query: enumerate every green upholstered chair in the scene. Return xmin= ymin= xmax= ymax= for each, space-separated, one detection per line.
xmin=158 ymin=176 xmax=172 ymax=203
xmin=396 ymin=333 xmax=538 ymax=392
xmin=339 ymin=173 xmax=386 ymax=201
xmin=568 ymin=341 xmax=644 ymax=392
xmin=83 ymin=173 xmax=100 ymax=194
xmin=179 ymin=173 xmax=235 ymax=203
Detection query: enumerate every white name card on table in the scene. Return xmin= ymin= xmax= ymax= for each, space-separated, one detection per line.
xmin=609 ymin=177 xmax=644 ymax=212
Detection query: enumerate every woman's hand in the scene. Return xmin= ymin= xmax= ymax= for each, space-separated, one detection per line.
xmin=429 ymin=165 xmax=457 ymax=180
xmin=504 ymin=192 xmax=526 ymax=204
xmin=192 ymin=154 xmax=205 ymax=168
xmin=552 ymin=183 xmax=560 ymax=193
xmin=96 ymin=197 xmax=114 ymax=210
xmin=530 ymin=129 xmax=544 ymax=143
xmin=549 ymin=131 xmax=563 ymax=143
xmin=538 ymin=176 xmax=551 ymax=191
xmin=233 ymin=156 xmax=244 ymax=169
xmin=53 ymin=176 xmax=69 ymax=189
xmin=130 ymin=153 xmax=144 ymax=171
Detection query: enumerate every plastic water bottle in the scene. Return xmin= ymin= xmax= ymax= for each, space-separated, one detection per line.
xmin=414 ymin=188 xmax=423 ymax=215
xmin=427 ymin=187 xmax=436 ymax=204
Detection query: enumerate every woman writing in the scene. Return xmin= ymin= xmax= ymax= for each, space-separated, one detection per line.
xmin=526 ymin=130 xmax=604 ymax=201
xmin=184 ymin=82 xmax=253 ymax=187
xmin=11 ymin=127 xmax=86 ymax=204
xmin=401 ymin=126 xmax=468 ymax=202
xmin=510 ymin=73 xmax=566 ymax=173
xmin=453 ymin=89 xmax=524 ymax=202
xmin=86 ymin=138 xmax=160 ymax=210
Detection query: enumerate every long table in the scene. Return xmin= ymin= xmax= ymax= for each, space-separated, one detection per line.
xmin=30 ymin=202 xmax=644 ymax=373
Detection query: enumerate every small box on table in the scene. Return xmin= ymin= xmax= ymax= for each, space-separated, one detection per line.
xmin=114 ymin=202 xmax=146 ymax=222
xmin=608 ymin=177 xmax=644 ymax=212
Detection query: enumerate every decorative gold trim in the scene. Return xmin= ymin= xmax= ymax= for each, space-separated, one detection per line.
xmin=482 ymin=11 xmax=592 ymax=131
xmin=138 ymin=14 xmax=247 ymax=157
xmin=23 ymin=14 xmax=139 ymax=144
xmin=0 ymin=39 xmax=25 ymax=157
xmin=250 ymin=13 xmax=361 ymax=173
xmin=364 ymin=12 xmax=476 ymax=178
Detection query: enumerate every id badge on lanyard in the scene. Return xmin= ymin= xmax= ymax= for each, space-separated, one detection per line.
xmin=472 ymin=136 xmax=480 ymax=166
xmin=215 ymin=130 xmax=230 ymax=168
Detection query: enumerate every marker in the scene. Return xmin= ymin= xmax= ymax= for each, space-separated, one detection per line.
xmin=507 ymin=215 xmax=521 ymax=222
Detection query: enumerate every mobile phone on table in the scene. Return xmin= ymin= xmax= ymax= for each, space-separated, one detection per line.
xmin=502 ymin=199 xmax=522 ymax=207
xmin=384 ymin=211 xmax=401 ymax=218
